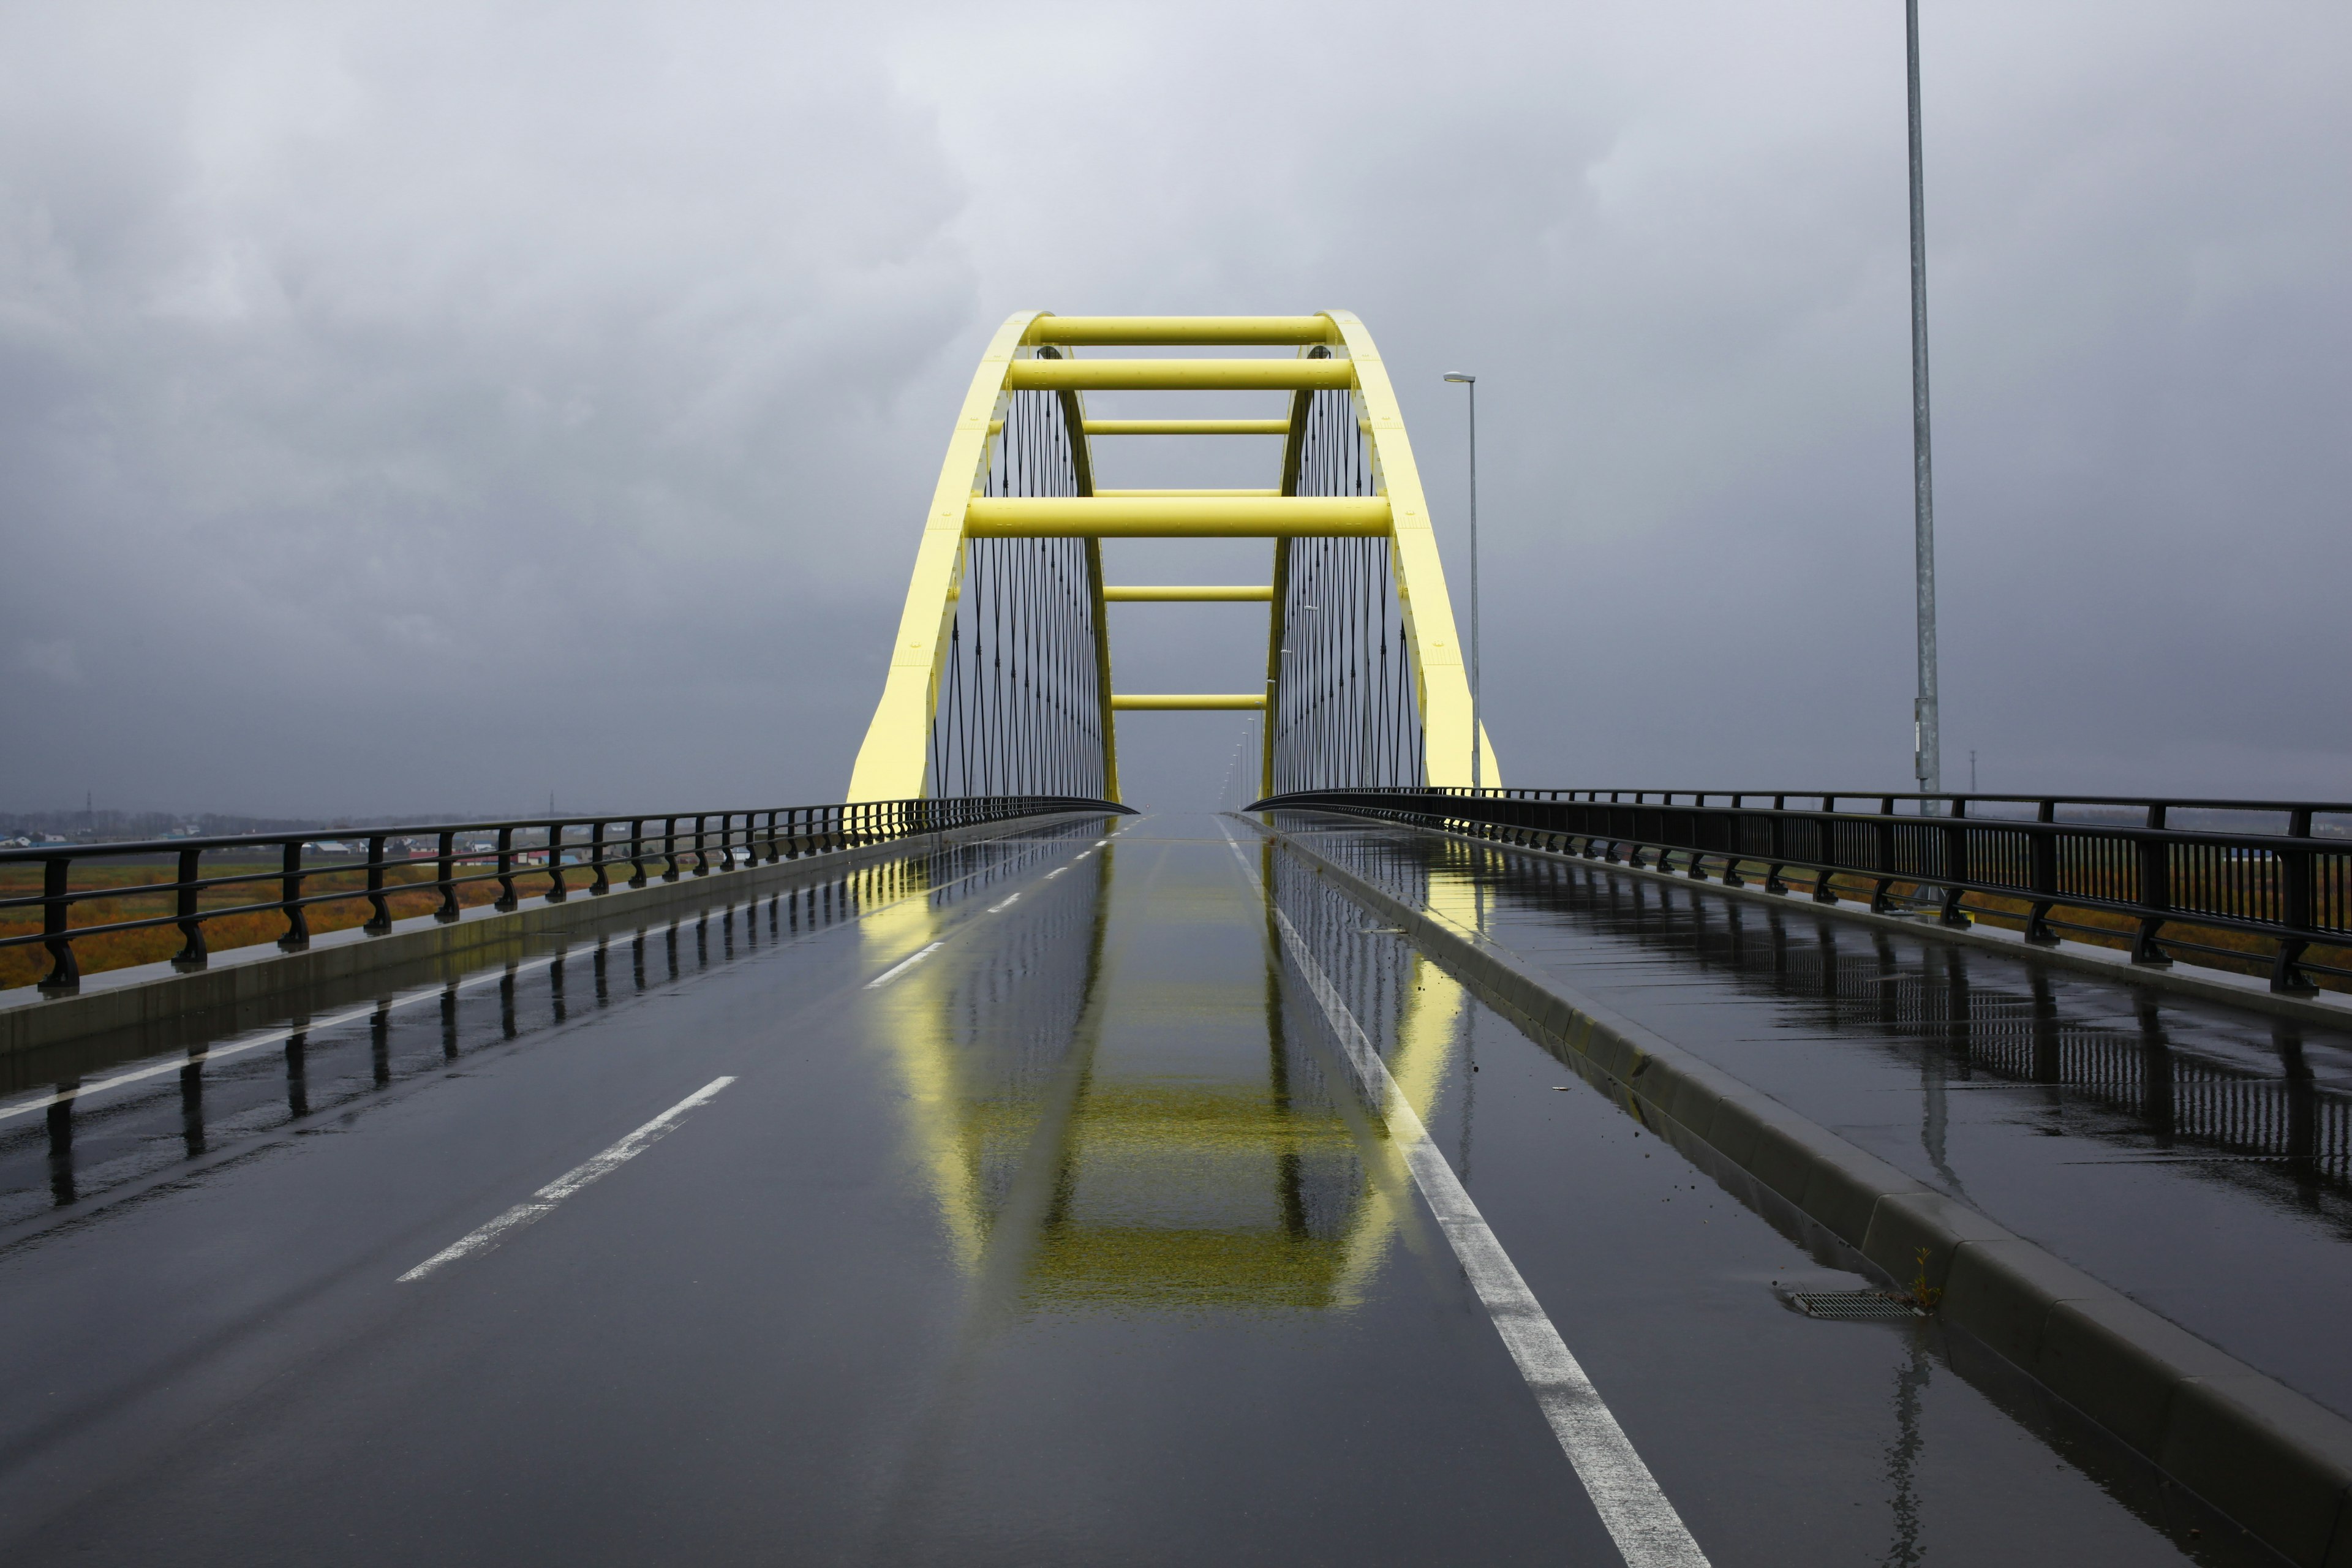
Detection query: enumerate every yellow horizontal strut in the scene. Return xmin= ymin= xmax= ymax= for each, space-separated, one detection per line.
xmin=1005 ymin=359 xmax=1354 ymax=392
xmin=1027 ymin=316 xmax=1338 ymax=346
xmin=1095 ymin=488 xmax=1280 ymax=498
xmin=1084 ymin=419 xmax=1290 ymax=436
xmin=1110 ymin=693 xmax=1267 ymax=710
xmin=1103 ymin=585 xmax=1273 ymax=601
xmin=965 ymin=496 xmax=1389 ymax=538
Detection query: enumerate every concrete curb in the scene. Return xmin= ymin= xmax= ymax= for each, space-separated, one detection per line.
xmin=2 ymin=813 xmax=1109 ymax=1060
xmin=1306 ymin=812 xmax=2352 ymax=1032
xmin=1250 ymin=814 xmax=2352 ymax=1568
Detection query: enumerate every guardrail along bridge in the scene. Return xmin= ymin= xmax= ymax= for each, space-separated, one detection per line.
xmin=4 ymin=314 xmax=2350 ymax=1568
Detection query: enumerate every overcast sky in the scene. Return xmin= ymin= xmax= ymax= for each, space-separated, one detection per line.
xmin=2 ymin=0 xmax=2345 ymax=817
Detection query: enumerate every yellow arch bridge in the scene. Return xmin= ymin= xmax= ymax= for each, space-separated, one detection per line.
xmin=849 ymin=312 xmax=1501 ymax=804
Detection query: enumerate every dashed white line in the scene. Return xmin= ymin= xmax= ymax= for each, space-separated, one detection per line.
xmin=865 ymin=941 xmax=944 ymax=989
xmin=1216 ymin=823 xmax=1710 ymax=1568
xmin=398 ymin=1075 xmax=736 ymax=1282
xmin=988 ymin=892 xmax=1023 ymax=914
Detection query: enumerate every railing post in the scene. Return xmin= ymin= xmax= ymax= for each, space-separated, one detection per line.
xmin=590 ymin=820 xmax=612 ymax=895
xmin=279 ymin=840 xmax=312 ymax=949
xmin=2273 ymin=807 xmax=2316 ymax=995
xmin=364 ymin=834 xmax=394 ymax=933
xmin=494 ymin=827 xmax=519 ymax=912
xmin=545 ymin=822 xmax=568 ymax=903
xmin=435 ymin=831 xmax=461 ymax=922
xmin=1939 ymin=798 xmax=1970 ymax=927
xmin=1763 ymin=794 xmax=1788 ymax=894
xmin=1812 ymin=796 xmax=1842 ymax=903
xmin=171 ymin=846 xmax=209 ymax=970
xmin=662 ymin=818 xmax=682 ymax=882
xmin=2025 ymin=799 xmax=2059 ymax=943
xmin=37 ymin=856 xmax=80 ymax=994
xmin=1871 ymin=797 xmax=1898 ymax=913
xmin=2132 ymin=803 xmax=2173 ymax=965
xmin=628 ymin=820 xmax=649 ymax=888
xmin=692 ymin=814 xmax=710 ymax=876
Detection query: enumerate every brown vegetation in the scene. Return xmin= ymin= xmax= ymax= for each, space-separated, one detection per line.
xmin=0 ymin=859 xmax=577 ymax=989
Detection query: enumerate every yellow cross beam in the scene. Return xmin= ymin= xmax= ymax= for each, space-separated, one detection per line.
xmin=1111 ymin=694 xmax=1267 ymax=710
xmin=965 ymin=496 xmax=1389 ymax=538
xmin=1004 ymin=359 xmax=1355 ymax=392
xmin=1027 ymin=316 xmax=1338 ymax=346
xmin=1083 ymin=419 xmax=1291 ymax=436
xmin=1102 ymin=586 xmax=1273 ymax=601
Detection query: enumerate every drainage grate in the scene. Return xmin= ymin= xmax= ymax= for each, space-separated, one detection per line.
xmin=1789 ymin=1292 xmax=1927 ymax=1321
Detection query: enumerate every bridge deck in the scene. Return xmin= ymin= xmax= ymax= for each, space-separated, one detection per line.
xmin=0 ymin=816 xmax=2242 ymax=1564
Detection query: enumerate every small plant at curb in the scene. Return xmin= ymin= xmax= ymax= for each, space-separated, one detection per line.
xmin=1905 ymin=1248 xmax=1943 ymax=1311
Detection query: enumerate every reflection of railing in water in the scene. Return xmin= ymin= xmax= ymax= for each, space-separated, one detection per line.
xmin=3 ymin=826 xmax=1102 ymax=1231
xmin=1769 ymin=927 xmax=2352 ymax=1186
xmin=1305 ymin=825 xmax=2352 ymax=1196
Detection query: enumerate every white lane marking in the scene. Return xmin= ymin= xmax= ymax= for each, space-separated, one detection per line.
xmin=398 ymin=1076 xmax=736 ymax=1282
xmin=865 ymin=942 xmax=944 ymax=989
xmin=988 ymin=892 xmax=1023 ymax=914
xmin=0 ymin=957 xmax=560 ymax=1126
xmin=1217 ymin=824 xmax=1709 ymax=1568
xmin=1044 ymin=867 xmax=1066 ymax=880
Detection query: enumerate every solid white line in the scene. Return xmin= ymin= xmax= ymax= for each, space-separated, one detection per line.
xmin=0 ymin=957 xmax=560 ymax=1126
xmin=1216 ymin=824 xmax=1709 ymax=1568
xmin=865 ymin=941 xmax=944 ymax=989
xmin=398 ymin=1075 xmax=736 ymax=1281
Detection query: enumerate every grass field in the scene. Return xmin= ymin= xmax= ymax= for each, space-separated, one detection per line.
xmin=0 ymin=858 xmax=581 ymax=990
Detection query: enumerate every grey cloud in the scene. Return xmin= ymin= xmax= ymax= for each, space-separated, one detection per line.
xmin=1 ymin=0 xmax=2344 ymax=816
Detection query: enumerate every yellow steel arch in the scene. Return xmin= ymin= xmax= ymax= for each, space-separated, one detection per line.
xmin=847 ymin=311 xmax=1499 ymax=802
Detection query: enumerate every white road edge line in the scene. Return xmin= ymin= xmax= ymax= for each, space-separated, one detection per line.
xmin=865 ymin=941 xmax=944 ymax=989
xmin=398 ymin=1075 xmax=736 ymax=1282
xmin=1216 ymin=823 xmax=1710 ymax=1568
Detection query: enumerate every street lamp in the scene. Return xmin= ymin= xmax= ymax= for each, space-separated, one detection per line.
xmin=1907 ymin=0 xmax=1942 ymax=807
xmin=1443 ymin=372 xmax=1481 ymax=791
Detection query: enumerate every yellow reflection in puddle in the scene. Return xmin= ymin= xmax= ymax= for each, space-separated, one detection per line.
xmin=865 ymin=834 xmax=1469 ymax=1317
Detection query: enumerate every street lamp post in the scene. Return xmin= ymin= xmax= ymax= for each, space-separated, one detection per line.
xmin=1444 ymin=372 xmax=1480 ymax=791
xmin=1907 ymin=0 xmax=1942 ymax=806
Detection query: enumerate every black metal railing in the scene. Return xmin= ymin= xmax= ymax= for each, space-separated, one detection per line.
xmin=2 ymin=795 xmax=1125 ymax=995
xmin=1249 ymin=787 xmax=2352 ymax=995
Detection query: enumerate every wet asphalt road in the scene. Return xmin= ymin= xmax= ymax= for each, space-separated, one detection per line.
xmin=1276 ymin=812 xmax=2352 ymax=1426
xmin=0 ymin=816 xmax=2242 ymax=1565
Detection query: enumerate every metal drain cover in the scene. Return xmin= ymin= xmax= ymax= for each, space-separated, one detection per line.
xmin=1789 ymin=1292 xmax=1927 ymax=1321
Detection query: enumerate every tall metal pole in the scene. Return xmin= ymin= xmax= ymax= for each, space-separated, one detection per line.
xmin=1907 ymin=0 xmax=1942 ymax=804
xmin=1444 ymin=372 xmax=1481 ymax=790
